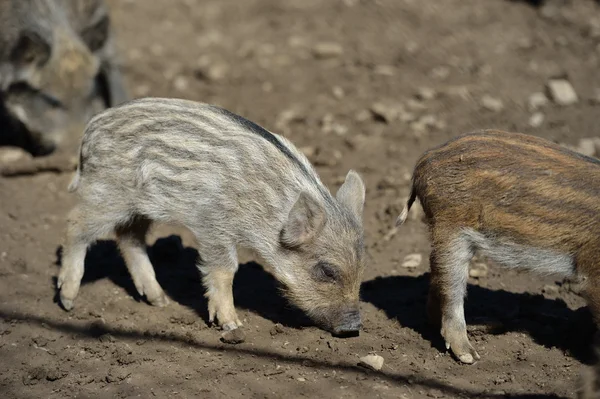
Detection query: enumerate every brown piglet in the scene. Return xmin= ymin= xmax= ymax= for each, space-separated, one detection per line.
xmin=397 ymin=130 xmax=600 ymax=364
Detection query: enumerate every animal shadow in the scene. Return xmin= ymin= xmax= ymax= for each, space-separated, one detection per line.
xmin=54 ymin=235 xmax=311 ymax=329
xmin=361 ymin=274 xmax=597 ymax=364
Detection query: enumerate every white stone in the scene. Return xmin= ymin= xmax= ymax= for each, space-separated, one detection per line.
xmin=529 ymin=112 xmax=545 ymax=128
xmin=528 ymin=92 xmax=549 ymax=111
xmin=547 ymin=79 xmax=578 ymax=106
xmin=481 ymin=95 xmax=504 ymax=112
xmin=401 ymin=253 xmax=422 ymax=269
xmin=312 ymin=42 xmax=343 ymax=59
xmin=359 ymin=354 xmax=384 ymax=371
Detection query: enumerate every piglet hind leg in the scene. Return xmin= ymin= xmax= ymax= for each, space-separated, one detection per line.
xmin=197 ymin=243 xmax=242 ymax=331
xmin=116 ymin=218 xmax=169 ymax=307
xmin=57 ymin=206 xmax=105 ymax=311
xmin=429 ymin=231 xmax=480 ymax=364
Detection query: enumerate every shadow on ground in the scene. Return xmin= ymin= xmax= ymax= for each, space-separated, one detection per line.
xmin=0 ymin=308 xmax=569 ymax=399
xmin=362 ymin=274 xmax=597 ymax=364
xmin=54 ymin=235 xmax=311 ymax=329
xmin=54 ymin=234 xmax=596 ymax=365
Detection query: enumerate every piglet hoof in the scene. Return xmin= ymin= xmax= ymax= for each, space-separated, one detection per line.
xmin=59 ymin=295 xmax=74 ymax=311
xmin=222 ymin=321 xmax=240 ymax=331
xmin=148 ymin=292 xmax=169 ymax=307
xmin=449 ymin=342 xmax=480 ymax=364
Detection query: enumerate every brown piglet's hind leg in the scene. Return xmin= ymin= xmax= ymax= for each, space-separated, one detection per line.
xmin=429 ymin=227 xmax=480 ymax=364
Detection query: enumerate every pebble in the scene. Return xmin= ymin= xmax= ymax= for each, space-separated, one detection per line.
xmin=401 ymin=253 xmax=422 ymax=269
xmin=220 ymin=328 xmax=246 ymax=344
xmin=370 ymin=102 xmax=398 ymax=123
xmin=173 ymin=75 xmax=188 ymax=91
xmin=576 ymin=138 xmax=599 ymax=157
xmin=270 ymin=323 xmax=285 ymax=336
xmin=299 ymin=146 xmax=317 ymax=158
xmin=415 ymin=87 xmax=436 ymax=101
xmin=546 ymin=79 xmax=578 ymax=106
xmin=481 ymin=95 xmax=504 ymax=112
xmin=195 ymin=61 xmax=229 ymax=82
xmin=332 ymin=86 xmax=345 ymax=99
xmin=469 ymin=263 xmax=488 ymax=278
xmin=358 ymin=354 xmax=384 ymax=371
xmin=430 ymin=65 xmax=450 ymax=80
xmin=312 ymin=42 xmax=344 ymax=59
xmin=529 ymin=112 xmax=545 ymax=128
xmin=0 ymin=147 xmax=31 ymax=164
xmin=542 ymin=284 xmax=560 ymax=296
xmin=373 ymin=65 xmax=396 ymax=76
xmin=528 ymin=92 xmax=549 ymax=111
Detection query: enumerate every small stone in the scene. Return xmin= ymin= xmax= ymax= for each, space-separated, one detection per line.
xmin=354 ymin=109 xmax=372 ymax=122
xmin=529 ymin=112 xmax=545 ymax=128
xmin=577 ymin=138 xmax=598 ymax=157
xmin=528 ymin=92 xmax=549 ymax=111
xmin=370 ymin=102 xmax=395 ymax=123
xmin=195 ymin=60 xmax=229 ymax=82
xmin=469 ymin=263 xmax=488 ymax=278
xmin=373 ymin=65 xmax=396 ymax=76
xmin=542 ymin=284 xmax=560 ymax=296
xmin=401 ymin=253 xmax=422 ymax=269
xmin=173 ymin=76 xmax=188 ymax=91
xmin=312 ymin=42 xmax=343 ymax=59
xmin=370 ymin=102 xmax=401 ymax=123
xmin=546 ymin=79 xmax=578 ymax=106
xmin=0 ymin=147 xmax=31 ymax=164
xmin=427 ymin=389 xmax=444 ymax=398
xmin=32 ymin=336 xmax=49 ymax=348
xmin=481 ymin=95 xmax=504 ymax=112
xmin=415 ymin=87 xmax=436 ymax=101
xmin=275 ymin=108 xmax=305 ymax=131
xmin=220 ymin=328 xmax=246 ymax=344
xmin=270 ymin=323 xmax=285 ymax=336
xmin=430 ymin=65 xmax=450 ymax=80
xmin=332 ymin=86 xmax=345 ymax=99
xmin=134 ymin=84 xmax=151 ymax=97
xmin=299 ymin=146 xmax=316 ymax=158
xmin=297 ymin=377 xmax=306 ymax=382
xmin=99 ymin=333 xmax=115 ymax=343
xmin=358 ymin=354 xmax=384 ymax=371
xmin=46 ymin=369 xmax=67 ymax=381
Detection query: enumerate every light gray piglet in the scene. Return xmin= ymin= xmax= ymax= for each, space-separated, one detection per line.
xmin=58 ymin=97 xmax=366 ymax=335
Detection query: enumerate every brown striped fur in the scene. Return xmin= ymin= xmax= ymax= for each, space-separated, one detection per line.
xmin=398 ymin=130 xmax=600 ymax=363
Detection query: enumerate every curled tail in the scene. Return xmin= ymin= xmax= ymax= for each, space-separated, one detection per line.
xmin=68 ymin=166 xmax=80 ymax=192
xmin=396 ymin=184 xmax=417 ymax=227
xmin=68 ymin=146 xmax=83 ymax=192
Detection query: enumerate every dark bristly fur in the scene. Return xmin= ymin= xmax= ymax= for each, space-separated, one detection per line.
xmin=398 ymin=129 xmax=600 ymax=364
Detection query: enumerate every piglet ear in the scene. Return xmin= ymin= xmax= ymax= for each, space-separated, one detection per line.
xmin=280 ymin=192 xmax=326 ymax=249
xmin=336 ymin=170 xmax=365 ymax=220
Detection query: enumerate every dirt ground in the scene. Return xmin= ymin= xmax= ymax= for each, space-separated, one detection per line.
xmin=2 ymin=0 xmax=600 ymax=397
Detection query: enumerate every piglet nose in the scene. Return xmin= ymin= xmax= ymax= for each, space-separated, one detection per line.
xmin=333 ymin=309 xmax=361 ymax=337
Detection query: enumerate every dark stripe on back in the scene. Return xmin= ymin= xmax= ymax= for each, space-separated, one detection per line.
xmin=208 ymin=106 xmax=307 ymax=168
xmin=208 ymin=105 xmax=334 ymax=203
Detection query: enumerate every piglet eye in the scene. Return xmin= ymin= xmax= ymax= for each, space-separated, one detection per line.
xmin=314 ymin=261 xmax=339 ymax=282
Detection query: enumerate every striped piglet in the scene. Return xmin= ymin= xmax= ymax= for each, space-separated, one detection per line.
xmin=398 ymin=130 xmax=600 ymax=363
xmin=58 ymin=98 xmax=366 ymax=336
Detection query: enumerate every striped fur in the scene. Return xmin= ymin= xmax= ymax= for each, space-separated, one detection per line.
xmin=398 ymin=130 xmax=600 ymax=363
xmin=0 ymin=0 xmax=127 ymax=155
xmin=58 ymin=98 xmax=366 ymax=335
